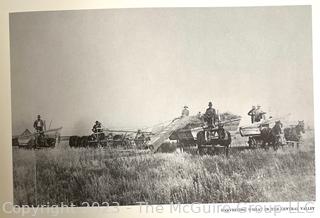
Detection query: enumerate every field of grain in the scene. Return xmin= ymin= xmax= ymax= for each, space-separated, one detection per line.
xmin=12 ymin=131 xmax=315 ymax=206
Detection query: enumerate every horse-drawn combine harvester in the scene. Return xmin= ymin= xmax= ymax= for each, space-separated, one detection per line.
xmin=12 ymin=112 xmax=305 ymax=155
xmin=67 ymin=112 xmax=242 ymax=155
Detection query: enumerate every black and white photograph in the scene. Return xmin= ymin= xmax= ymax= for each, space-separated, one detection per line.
xmin=9 ymin=5 xmax=315 ymax=207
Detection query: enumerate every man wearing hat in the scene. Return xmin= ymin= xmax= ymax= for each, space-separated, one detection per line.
xmin=204 ymin=102 xmax=216 ymax=127
xmin=255 ymin=105 xmax=266 ymax=122
xmin=247 ymin=105 xmax=257 ymax=123
xmin=181 ymin=106 xmax=189 ymax=117
xmin=135 ymin=129 xmax=146 ymax=147
xmin=33 ymin=115 xmax=46 ymax=133
xmin=92 ymin=121 xmax=103 ymax=133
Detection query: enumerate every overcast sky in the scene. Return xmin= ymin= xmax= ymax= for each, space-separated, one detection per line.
xmin=10 ymin=6 xmax=313 ymax=135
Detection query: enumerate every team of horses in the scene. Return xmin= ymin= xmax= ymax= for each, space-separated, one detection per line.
xmin=68 ymin=120 xmax=306 ymax=154
xmin=260 ymin=120 xmax=305 ymax=150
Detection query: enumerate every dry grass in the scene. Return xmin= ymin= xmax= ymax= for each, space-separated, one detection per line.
xmin=12 ymin=132 xmax=315 ymax=206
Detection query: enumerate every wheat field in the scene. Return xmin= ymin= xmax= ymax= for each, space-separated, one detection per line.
xmin=12 ymin=131 xmax=315 ymax=206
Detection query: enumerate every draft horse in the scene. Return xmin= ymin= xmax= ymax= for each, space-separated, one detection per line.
xmin=260 ymin=121 xmax=284 ymax=150
xmin=284 ymin=121 xmax=305 ymax=148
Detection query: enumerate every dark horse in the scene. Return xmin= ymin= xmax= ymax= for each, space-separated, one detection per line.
xmin=260 ymin=121 xmax=283 ymax=150
xmin=284 ymin=121 xmax=305 ymax=148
